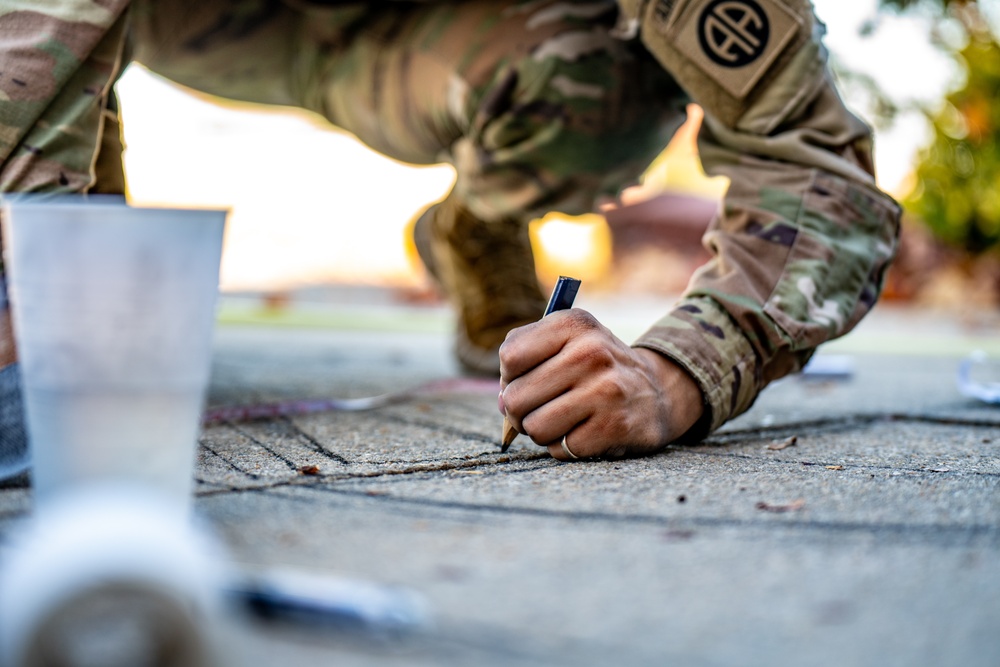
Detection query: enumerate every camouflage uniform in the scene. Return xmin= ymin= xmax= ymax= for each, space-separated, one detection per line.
xmin=0 ymin=0 xmax=900 ymax=445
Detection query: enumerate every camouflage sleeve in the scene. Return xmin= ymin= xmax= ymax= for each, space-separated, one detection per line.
xmin=621 ymin=0 xmax=901 ymax=435
xmin=0 ymin=1 xmax=129 ymax=194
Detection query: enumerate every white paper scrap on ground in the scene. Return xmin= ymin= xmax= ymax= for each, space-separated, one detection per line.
xmin=801 ymin=354 xmax=855 ymax=380
xmin=957 ymin=350 xmax=1000 ymax=404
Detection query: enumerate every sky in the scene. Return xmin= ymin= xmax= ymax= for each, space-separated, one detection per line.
xmin=116 ymin=2 xmax=965 ymax=291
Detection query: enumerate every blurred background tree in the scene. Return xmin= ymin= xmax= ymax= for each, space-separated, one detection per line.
xmin=882 ymin=0 xmax=1000 ymax=252
xmin=832 ymin=0 xmax=1000 ymax=308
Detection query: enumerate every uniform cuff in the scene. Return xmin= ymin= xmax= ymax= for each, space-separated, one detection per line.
xmin=632 ymin=297 xmax=760 ymax=438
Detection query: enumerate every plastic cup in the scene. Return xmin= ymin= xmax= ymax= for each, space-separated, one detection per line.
xmin=1 ymin=197 xmax=226 ymax=508
xmin=0 ymin=488 xmax=229 ymax=667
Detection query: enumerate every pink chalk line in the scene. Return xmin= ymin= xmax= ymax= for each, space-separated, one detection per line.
xmin=203 ymin=377 xmax=501 ymax=425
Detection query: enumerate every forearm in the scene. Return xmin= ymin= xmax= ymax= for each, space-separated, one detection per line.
xmin=635 ymin=167 xmax=900 ymax=435
xmin=625 ymin=0 xmax=902 ymax=435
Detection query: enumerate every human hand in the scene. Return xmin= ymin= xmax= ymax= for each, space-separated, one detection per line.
xmin=1 ymin=307 xmax=16 ymax=368
xmin=498 ymin=309 xmax=704 ymax=460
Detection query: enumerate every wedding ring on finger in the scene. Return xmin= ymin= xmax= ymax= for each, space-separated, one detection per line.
xmin=560 ymin=435 xmax=579 ymax=460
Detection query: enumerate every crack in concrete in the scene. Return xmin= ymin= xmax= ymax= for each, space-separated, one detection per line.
xmin=251 ymin=485 xmax=1000 ymax=548
xmin=193 ymin=410 xmax=1000 ymax=494
xmin=199 ymin=440 xmax=263 ymax=479
xmin=713 ymin=412 xmax=1000 ymax=444
xmin=282 ymin=417 xmax=351 ymax=465
xmin=224 ymin=422 xmax=303 ymax=473
xmin=194 ymin=451 xmax=553 ymax=497
xmin=675 ymin=449 xmax=1000 ymax=478
xmin=888 ymin=413 xmax=1000 ymax=427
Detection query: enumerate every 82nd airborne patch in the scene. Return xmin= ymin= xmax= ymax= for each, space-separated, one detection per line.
xmin=669 ymin=0 xmax=802 ymax=100
xmin=699 ymin=0 xmax=770 ymax=68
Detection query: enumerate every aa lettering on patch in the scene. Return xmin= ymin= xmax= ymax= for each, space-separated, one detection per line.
xmin=699 ymin=0 xmax=770 ymax=68
xmin=670 ymin=0 xmax=801 ymax=99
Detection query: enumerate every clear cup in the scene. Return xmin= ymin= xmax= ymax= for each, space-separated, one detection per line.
xmin=1 ymin=196 xmax=226 ymax=508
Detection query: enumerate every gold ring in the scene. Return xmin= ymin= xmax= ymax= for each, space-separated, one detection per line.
xmin=560 ymin=435 xmax=579 ymax=460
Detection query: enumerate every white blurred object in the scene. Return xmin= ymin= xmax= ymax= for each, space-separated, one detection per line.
xmin=0 ymin=487 xmax=229 ymax=667
xmin=0 ymin=362 xmax=29 ymax=481
xmin=957 ymin=350 xmax=1000 ymax=404
xmin=231 ymin=566 xmax=431 ymax=638
xmin=1 ymin=197 xmax=226 ymax=504
xmin=801 ymin=354 xmax=855 ymax=380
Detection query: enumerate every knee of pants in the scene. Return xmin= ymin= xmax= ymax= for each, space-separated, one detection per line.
xmin=310 ymin=2 xmax=692 ymax=223
xmin=450 ymin=27 xmax=690 ymax=223
xmin=129 ymin=0 xmax=300 ymax=107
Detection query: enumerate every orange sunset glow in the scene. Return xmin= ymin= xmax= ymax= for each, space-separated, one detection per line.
xmin=116 ymin=66 xmax=722 ymax=293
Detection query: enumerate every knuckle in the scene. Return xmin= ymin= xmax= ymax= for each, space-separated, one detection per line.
xmin=598 ymin=375 xmax=630 ymax=401
xmin=564 ymin=309 xmax=601 ymax=334
xmin=501 ymin=384 xmax=523 ymax=414
xmin=498 ymin=336 xmax=517 ymax=364
xmin=568 ymin=336 xmax=615 ymax=371
xmin=566 ymin=308 xmax=598 ymax=326
xmin=498 ymin=338 xmax=525 ymax=378
xmin=603 ymin=411 xmax=629 ymax=437
xmin=521 ymin=412 xmax=546 ymax=442
xmin=498 ymin=346 xmax=512 ymax=375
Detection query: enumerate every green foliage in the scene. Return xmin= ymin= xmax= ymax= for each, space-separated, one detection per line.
xmin=875 ymin=0 xmax=1000 ymax=252
xmin=879 ymin=0 xmax=949 ymax=12
xmin=906 ymin=36 xmax=1000 ymax=251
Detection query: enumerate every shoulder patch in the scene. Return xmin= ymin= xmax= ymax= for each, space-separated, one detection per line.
xmin=666 ymin=0 xmax=802 ymax=100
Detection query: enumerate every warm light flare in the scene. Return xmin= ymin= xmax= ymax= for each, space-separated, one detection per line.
xmin=117 ymin=65 xmax=455 ymax=292
xmin=530 ymin=213 xmax=613 ymax=287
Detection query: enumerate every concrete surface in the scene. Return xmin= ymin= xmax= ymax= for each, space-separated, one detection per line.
xmin=1 ymin=295 xmax=999 ymax=666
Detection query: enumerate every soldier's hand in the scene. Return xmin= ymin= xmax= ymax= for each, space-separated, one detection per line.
xmin=498 ymin=309 xmax=704 ymax=460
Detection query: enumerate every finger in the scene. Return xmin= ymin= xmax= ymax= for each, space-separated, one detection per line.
xmin=502 ymin=314 xmax=617 ymax=438
xmin=499 ymin=309 xmax=584 ymax=383
xmin=544 ymin=399 xmax=649 ymax=460
xmin=546 ymin=442 xmax=568 ymax=461
xmin=546 ymin=430 xmax=588 ymax=462
xmin=519 ymin=388 xmax=591 ymax=446
xmin=502 ymin=336 xmax=607 ymax=439
xmin=555 ymin=415 xmax=646 ymax=460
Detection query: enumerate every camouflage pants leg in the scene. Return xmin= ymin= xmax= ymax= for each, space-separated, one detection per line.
xmin=0 ymin=2 xmax=130 ymax=476
xmin=130 ymin=0 xmax=690 ymax=224
xmin=130 ymin=0 xmax=692 ymax=372
xmin=0 ymin=0 xmax=130 ymax=329
xmin=0 ymin=2 xmax=130 ymax=195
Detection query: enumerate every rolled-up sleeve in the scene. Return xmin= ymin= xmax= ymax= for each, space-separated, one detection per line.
xmin=624 ymin=0 xmax=902 ymax=434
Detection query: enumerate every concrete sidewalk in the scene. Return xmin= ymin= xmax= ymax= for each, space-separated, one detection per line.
xmin=2 ymin=297 xmax=999 ymax=666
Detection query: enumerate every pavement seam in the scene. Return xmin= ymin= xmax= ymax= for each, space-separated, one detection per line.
xmin=224 ymin=421 xmax=303 ymax=473
xmin=193 ymin=451 xmax=554 ymax=497
xmin=250 ymin=485 xmax=1000 ymax=548
xmin=198 ymin=439 xmax=263 ymax=479
xmin=672 ymin=450 xmax=1000 ymax=478
xmin=713 ymin=412 xmax=1000 ymax=443
xmin=281 ymin=416 xmax=351 ymax=465
xmin=191 ymin=410 xmax=1000 ymax=493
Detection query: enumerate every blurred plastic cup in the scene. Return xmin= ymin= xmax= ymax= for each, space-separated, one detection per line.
xmin=1 ymin=196 xmax=226 ymax=508
xmin=0 ymin=487 xmax=230 ymax=667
